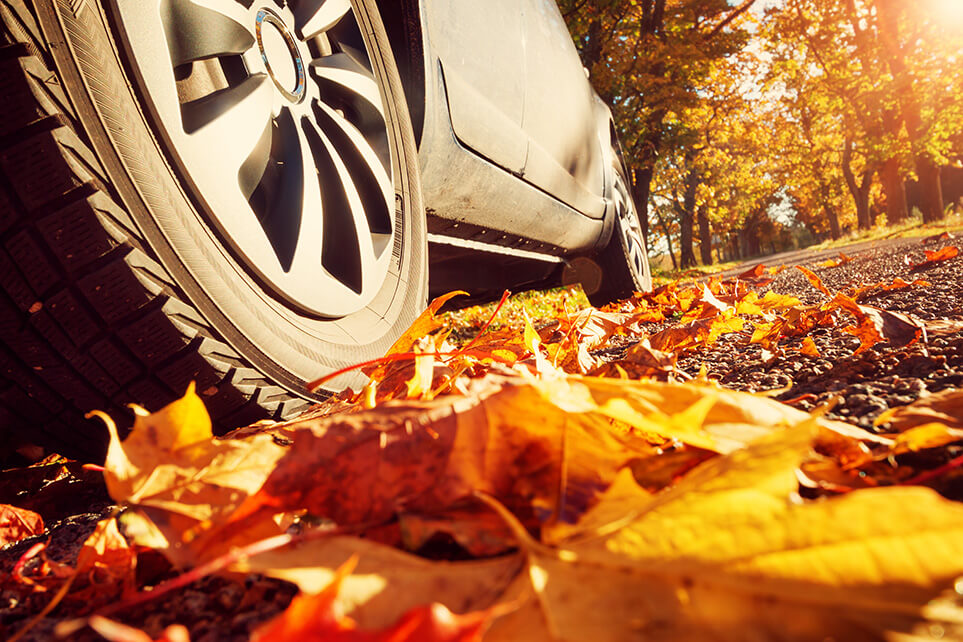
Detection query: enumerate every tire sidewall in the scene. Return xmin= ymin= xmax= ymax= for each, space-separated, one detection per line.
xmin=40 ymin=0 xmax=427 ymax=393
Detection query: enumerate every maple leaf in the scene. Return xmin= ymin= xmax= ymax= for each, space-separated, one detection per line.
xmin=815 ymin=252 xmax=853 ymax=268
xmin=96 ymin=385 xmax=286 ymax=566
xmin=237 ymin=424 xmax=963 ymax=642
xmin=253 ymin=556 xmax=492 ymax=642
xmin=882 ymin=277 xmax=931 ymax=291
xmin=825 ymin=292 xmax=924 ymax=352
xmin=910 ymin=245 xmax=960 ymax=270
xmin=798 ymin=336 xmax=820 ymax=357
xmin=74 ymin=517 xmax=135 ymax=596
xmin=483 ymin=426 xmax=963 ymax=642
xmin=225 ymin=376 xmax=645 ymax=542
xmin=588 ymin=340 xmax=678 ymax=381
xmin=232 ymin=535 xmax=523 ymax=629
xmin=0 ymin=504 xmax=43 ymax=547
xmin=796 ymin=265 xmax=832 ymax=297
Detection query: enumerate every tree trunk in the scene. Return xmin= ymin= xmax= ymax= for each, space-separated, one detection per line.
xmin=876 ymin=0 xmax=944 ymax=223
xmin=842 ymin=138 xmax=873 ymax=230
xmin=655 ymin=211 xmax=677 ymax=270
xmin=917 ymin=159 xmax=944 ymax=223
xmin=880 ymin=156 xmax=908 ymax=224
xmin=825 ymin=205 xmax=841 ymax=240
xmin=679 ymin=165 xmax=699 ymax=269
xmin=697 ymin=206 xmax=712 ymax=265
xmin=631 ymin=166 xmax=652 ymax=252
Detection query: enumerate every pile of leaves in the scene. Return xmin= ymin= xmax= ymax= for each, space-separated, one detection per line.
xmin=2 ymin=243 xmax=963 ymax=641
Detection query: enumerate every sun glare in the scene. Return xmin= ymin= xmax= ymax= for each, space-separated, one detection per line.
xmin=933 ymin=0 xmax=963 ymax=29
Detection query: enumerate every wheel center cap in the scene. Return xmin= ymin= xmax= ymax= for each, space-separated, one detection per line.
xmin=256 ymin=8 xmax=306 ymax=102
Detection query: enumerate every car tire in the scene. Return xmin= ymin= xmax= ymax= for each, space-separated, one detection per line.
xmin=0 ymin=0 xmax=427 ymax=460
xmin=585 ymin=161 xmax=652 ymax=306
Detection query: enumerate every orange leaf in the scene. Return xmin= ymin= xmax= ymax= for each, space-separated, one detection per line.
xmin=882 ymin=277 xmax=930 ymax=291
xmin=796 ymin=265 xmax=832 ymax=297
xmin=737 ymin=264 xmax=767 ymax=280
xmin=843 ymin=317 xmax=886 ymax=354
xmin=76 ymin=518 xmax=135 ymax=583
xmin=255 ymin=556 xmax=491 ymax=642
xmin=910 ymin=245 xmax=959 ymax=270
xmin=377 ymin=291 xmax=467 ymax=363
xmin=0 ymin=504 xmax=43 ymax=547
xmin=799 ymin=337 xmax=820 ymax=357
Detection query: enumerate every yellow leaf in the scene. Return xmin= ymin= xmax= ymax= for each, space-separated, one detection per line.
xmin=405 ymin=350 xmax=436 ymax=399
xmin=96 ymin=386 xmax=286 ymax=565
xmin=892 ymin=423 xmax=963 ymax=454
xmin=498 ymin=426 xmax=963 ymax=641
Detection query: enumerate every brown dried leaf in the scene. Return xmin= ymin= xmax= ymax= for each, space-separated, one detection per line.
xmin=0 ymin=504 xmax=43 ymax=546
xmin=875 ymin=387 xmax=963 ymax=432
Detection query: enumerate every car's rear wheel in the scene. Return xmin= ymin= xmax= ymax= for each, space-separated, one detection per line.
xmin=584 ymin=161 xmax=652 ymax=306
xmin=0 ymin=0 xmax=426 ymax=460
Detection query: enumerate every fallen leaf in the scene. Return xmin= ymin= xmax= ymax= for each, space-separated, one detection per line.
xmin=796 ymin=265 xmax=832 ymax=297
xmin=881 ymin=277 xmax=931 ymax=291
xmin=254 ymin=556 xmax=492 ymax=642
xmin=875 ymin=388 xmax=963 ymax=432
xmin=798 ymin=337 xmax=820 ymax=357
xmin=487 ymin=425 xmax=963 ymax=641
xmin=891 ymin=423 xmax=963 ymax=455
xmin=0 ymin=504 xmax=44 ymax=546
xmin=910 ymin=245 xmax=959 ymax=270
xmin=97 ymin=385 xmax=286 ymax=566
xmin=827 ymin=293 xmax=924 ymax=352
xmin=232 ymin=535 xmax=523 ymax=629
xmin=926 ymin=318 xmax=963 ymax=337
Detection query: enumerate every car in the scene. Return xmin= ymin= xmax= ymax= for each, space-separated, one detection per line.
xmin=0 ymin=0 xmax=651 ymax=458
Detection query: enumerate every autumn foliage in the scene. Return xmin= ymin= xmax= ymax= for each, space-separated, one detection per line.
xmin=3 ymin=243 xmax=963 ymax=641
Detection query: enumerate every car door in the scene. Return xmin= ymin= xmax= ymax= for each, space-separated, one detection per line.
xmin=519 ymin=0 xmax=606 ymax=219
xmin=423 ymin=0 xmax=528 ymax=174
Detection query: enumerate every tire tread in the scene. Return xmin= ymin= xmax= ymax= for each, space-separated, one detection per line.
xmin=0 ymin=0 xmax=294 ymax=460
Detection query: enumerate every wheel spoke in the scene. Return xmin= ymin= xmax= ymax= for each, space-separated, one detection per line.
xmin=309 ymin=53 xmax=385 ymax=120
xmin=292 ymin=0 xmax=351 ymax=40
xmin=249 ymin=110 xmax=306 ymax=272
xmin=300 ymin=118 xmax=366 ymax=294
xmin=162 ymin=0 xmax=254 ymax=68
xmin=312 ymin=99 xmax=392 ymax=237
xmin=181 ymin=74 xmax=275 ymax=193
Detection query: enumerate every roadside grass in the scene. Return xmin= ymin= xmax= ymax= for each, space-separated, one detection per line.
xmin=445 ymin=285 xmax=590 ymax=341
xmin=809 ymin=210 xmax=963 ymax=251
xmin=446 ymin=211 xmax=962 ymax=338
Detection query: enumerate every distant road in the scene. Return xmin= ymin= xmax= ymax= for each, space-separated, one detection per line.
xmin=713 ymin=236 xmax=925 ymax=279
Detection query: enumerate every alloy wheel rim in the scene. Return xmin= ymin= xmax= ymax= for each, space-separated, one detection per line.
xmin=111 ymin=0 xmax=396 ymax=318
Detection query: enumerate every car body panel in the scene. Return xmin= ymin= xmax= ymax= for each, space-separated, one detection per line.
xmin=520 ymin=0 xmax=606 ymax=219
xmin=423 ymin=0 xmax=527 ymax=173
xmin=415 ymin=0 xmax=614 ymax=251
